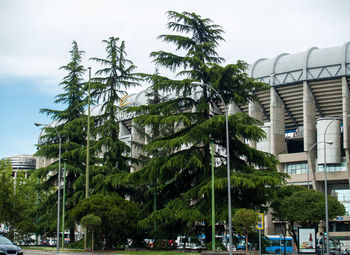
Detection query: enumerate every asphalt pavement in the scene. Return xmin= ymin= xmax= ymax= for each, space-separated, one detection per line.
xmin=23 ymin=249 xmax=120 ymax=255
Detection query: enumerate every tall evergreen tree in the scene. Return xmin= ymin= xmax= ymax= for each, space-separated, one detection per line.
xmin=35 ymin=41 xmax=87 ymax=242
xmin=89 ymin=37 xmax=141 ymax=195
xmin=129 ymin=11 xmax=286 ymax=242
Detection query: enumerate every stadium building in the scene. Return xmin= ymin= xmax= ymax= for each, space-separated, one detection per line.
xmin=247 ymin=42 xmax=350 ymax=239
xmin=122 ymin=42 xmax=350 ymax=239
xmin=36 ymin=42 xmax=350 ymax=240
xmin=2 ymin=154 xmax=36 ymax=178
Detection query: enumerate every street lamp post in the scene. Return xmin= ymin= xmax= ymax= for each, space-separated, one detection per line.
xmin=319 ymin=115 xmax=350 ymax=255
xmin=84 ymin=67 xmax=91 ymax=251
xmin=191 ymin=82 xmax=233 ymax=255
xmin=307 ymin=141 xmax=333 ymax=189
xmin=61 ymin=156 xmax=67 ymax=248
xmin=211 ymin=140 xmax=215 ymax=251
xmin=35 ymin=122 xmax=62 ymax=254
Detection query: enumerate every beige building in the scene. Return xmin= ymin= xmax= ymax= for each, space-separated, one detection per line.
xmin=36 ymin=42 xmax=350 ymax=242
xmin=2 ymin=154 xmax=36 ymax=178
xmin=122 ymin=42 xmax=350 ymax=240
xmin=246 ymin=42 xmax=350 ymax=240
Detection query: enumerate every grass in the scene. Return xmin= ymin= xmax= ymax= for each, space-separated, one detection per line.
xmin=23 ymin=247 xmax=201 ymax=254
xmin=114 ymin=251 xmax=200 ymax=255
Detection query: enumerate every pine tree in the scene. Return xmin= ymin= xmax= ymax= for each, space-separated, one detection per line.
xmin=35 ymin=41 xmax=87 ymax=242
xmin=89 ymin=37 xmax=141 ymax=195
xmin=129 ymin=11 xmax=286 ymax=242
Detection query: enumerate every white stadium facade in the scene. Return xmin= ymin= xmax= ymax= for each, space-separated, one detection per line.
xmin=248 ymin=42 xmax=350 ymax=239
xmin=36 ymin=42 xmax=350 ymax=241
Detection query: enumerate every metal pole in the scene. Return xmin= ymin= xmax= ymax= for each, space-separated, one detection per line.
xmin=47 ymin=125 xmax=62 ymax=253
xmin=34 ymin=122 xmax=61 ymax=253
xmin=319 ymin=115 xmax=350 ymax=255
xmin=61 ymin=159 xmax=66 ymax=248
xmin=86 ymin=67 xmax=91 ymax=199
xmin=154 ymin=178 xmax=157 ymax=229
xmin=322 ymin=118 xmax=339 ymax=255
xmin=56 ymin=128 xmax=62 ymax=254
xmin=225 ymin=107 xmax=233 ymax=255
xmin=259 ymin=230 xmax=261 ymax=255
xmin=84 ymin=67 xmax=91 ymax=251
xmin=211 ymin=141 xmax=215 ymax=251
xmin=191 ymin=82 xmax=233 ymax=255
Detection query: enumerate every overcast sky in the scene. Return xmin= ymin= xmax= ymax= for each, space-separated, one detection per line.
xmin=0 ymin=0 xmax=349 ymax=158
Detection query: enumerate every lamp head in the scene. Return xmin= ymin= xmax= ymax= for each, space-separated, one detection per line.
xmin=191 ymin=81 xmax=202 ymax=87
xmin=34 ymin=122 xmax=49 ymax=127
xmin=34 ymin=122 xmax=43 ymax=127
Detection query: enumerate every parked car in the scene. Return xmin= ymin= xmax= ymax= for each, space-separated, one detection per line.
xmin=48 ymin=238 xmax=56 ymax=246
xmin=176 ymin=236 xmax=205 ymax=250
xmin=0 ymin=236 xmax=23 ymax=255
xmin=317 ymin=237 xmax=342 ymax=255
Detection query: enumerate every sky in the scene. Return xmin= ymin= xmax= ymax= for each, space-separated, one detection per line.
xmin=0 ymin=0 xmax=349 ymax=158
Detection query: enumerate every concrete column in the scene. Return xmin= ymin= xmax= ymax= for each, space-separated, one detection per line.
xmin=342 ymin=77 xmax=350 ymax=185
xmin=131 ymin=120 xmax=144 ymax=172
xmin=270 ymin=87 xmax=286 ymax=155
xmin=303 ymin=81 xmax=316 ymax=151
xmin=228 ymin=102 xmax=241 ymax=115
xmin=303 ymin=81 xmax=317 ymax=189
xmin=264 ymin=209 xmax=275 ymax=235
xmin=249 ymin=100 xmax=264 ymax=148
xmin=228 ymin=102 xmax=243 ymax=143
xmin=144 ymin=124 xmax=152 ymax=145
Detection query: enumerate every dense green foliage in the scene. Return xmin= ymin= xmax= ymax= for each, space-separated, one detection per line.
xmin=127 ymin=11 xmax=285 ymax=243
xmin=232 ymin=208 xmax=259 ymax=253
xmin=80 ymin=214 xmax=101 ymax=252
xmin=89 ymin=37 xmax=141 ymax=196
xmin=34 ymin=38 xmax=142 ymax=246
xmin=34 ymin=41 xmax=88 ymax=241
xmin=71 ymin=194 xmax=138 ymax=249
xmin=0 ymin=160 xmax=37 ymax=242
xmin=21 ymin=10 xmax=295 ymax=250
xmin=270 ymin=185 xmax=345 ymax=246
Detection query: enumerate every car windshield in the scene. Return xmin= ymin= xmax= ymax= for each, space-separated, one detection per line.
xmin=0 ymin=236 xmax=13 ymax=245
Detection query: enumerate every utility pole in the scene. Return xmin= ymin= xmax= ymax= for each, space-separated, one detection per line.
xmin=84 ymin=67 xmax=91 ymax=251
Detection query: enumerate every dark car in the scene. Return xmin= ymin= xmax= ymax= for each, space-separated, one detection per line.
xmin=0 ymin=236 xmax=23 ymax=255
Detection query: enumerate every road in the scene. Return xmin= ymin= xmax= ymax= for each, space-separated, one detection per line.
xmin=23 ymin=249 xmax=119 ymax=255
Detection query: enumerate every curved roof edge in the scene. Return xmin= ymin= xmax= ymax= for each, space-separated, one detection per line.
xmin=250 ymin=42 xmax=350 ymax=86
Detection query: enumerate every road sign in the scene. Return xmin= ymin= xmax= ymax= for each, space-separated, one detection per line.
xmin=257 ymin=213 xmax=264 ymax=230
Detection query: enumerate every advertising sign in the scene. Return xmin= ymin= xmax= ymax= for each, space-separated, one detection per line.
xmin=298 ymin=227 xmax=316 ymax=253
xmin=257 ymin=213 xmax=264 ymax=230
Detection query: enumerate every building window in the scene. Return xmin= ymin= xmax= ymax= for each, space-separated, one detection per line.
xmin=332 ymin=189 xmax=350 ymax=216
xmin=285 ymin=162 xmax=308 ymax=174
xmin=317 ymin=161 xmax=346 ymax=172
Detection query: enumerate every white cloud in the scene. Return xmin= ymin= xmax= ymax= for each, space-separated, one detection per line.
xmin=1 ymin=0 xmax=350 ymax=157
xmin=1 ymin=0 xmax=349 ymax=95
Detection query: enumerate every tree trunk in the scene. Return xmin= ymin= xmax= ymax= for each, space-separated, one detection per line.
xmin=245 ymin=234 xmax=249 ymax=255
xmin=69 ymin=227 xmax=75 ymax=243
xmin=204 ymin=220 xmax=212 ymax=247
xmin=92 ymin=230 xmax=94 ymax=255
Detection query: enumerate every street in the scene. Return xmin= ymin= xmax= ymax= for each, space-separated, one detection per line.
xmin=23 ymin=249 xmax=119 ymax=255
